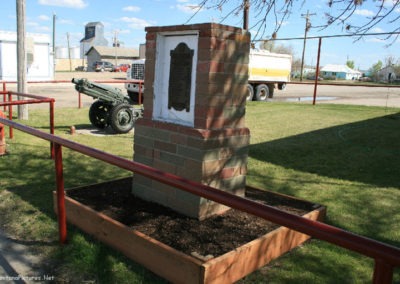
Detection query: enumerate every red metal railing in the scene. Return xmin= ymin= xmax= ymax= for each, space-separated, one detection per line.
xmin=0 ymin=110 xmax=6 ymax=155
xmin=0 ymin=91 xmax=55 ymax=157
xmin=0 ymin=117 xmax=399 ymax=283
xmin=1 ymin=82 xmax=6 ymax=111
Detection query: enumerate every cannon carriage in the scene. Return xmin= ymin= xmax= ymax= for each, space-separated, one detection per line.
xmin=72 ymin=78 xmax=143 ymax=134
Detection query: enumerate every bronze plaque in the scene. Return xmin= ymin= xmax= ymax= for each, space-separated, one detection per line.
xmin=168 ymin=42 xmax=194 ymax=112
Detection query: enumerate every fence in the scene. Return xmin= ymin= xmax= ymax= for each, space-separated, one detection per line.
xmin=0 ymin=90 xmax=55 ymax=157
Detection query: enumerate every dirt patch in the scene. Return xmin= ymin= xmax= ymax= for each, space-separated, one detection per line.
xmin=66 ymin=178 xmax=317 ymax=257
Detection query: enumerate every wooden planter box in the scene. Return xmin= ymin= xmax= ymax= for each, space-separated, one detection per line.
xmin=54 ymin=181 xmax=326 ymax=284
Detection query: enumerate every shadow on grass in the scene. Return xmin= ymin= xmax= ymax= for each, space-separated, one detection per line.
xmin=1 ymin=147 xmax=164 ymax=283
xmin=2 ymin=147 xmax=129 ymax=224
xmin=249 ymin=112 xmax=400 ymax=189
xmin=249 ymin=112 xmax=400 ymax=250
xmin=242 ymin=241 xmax=373 ymax=284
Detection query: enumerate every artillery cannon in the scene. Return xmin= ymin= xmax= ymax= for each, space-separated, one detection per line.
xmin=72 ymin=78 xmax=143 ymax=134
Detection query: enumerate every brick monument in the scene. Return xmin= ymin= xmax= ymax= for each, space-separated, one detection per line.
xmin=132 ymin=23 xmax=251 ymax=220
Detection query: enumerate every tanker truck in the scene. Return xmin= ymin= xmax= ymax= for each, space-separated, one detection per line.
xmin=247 ymin=49 xmax=292 ymax=101
xmin=125 ymin=49 xmax=291 ymax=101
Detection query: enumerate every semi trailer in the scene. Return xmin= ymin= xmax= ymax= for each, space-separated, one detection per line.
xmin=125 ymin=49 xmax=292 ymax=101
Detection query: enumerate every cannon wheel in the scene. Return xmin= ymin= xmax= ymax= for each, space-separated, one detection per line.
xmin=110 ymin=103 xmax=135 ymax=134
xmin=89 ymin=100 xmax=111 ymax=129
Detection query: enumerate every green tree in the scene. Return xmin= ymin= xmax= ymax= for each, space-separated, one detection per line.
xmin=259 ymin=40 xmax=294 ymax=55
xmin=346 ymin=60 xmax=355 ymax=69
xmin=369 ymin=60 xmax=383 ymax=81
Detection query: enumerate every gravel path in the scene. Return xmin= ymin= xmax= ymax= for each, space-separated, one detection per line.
xmin=0 ymin=229 xmax=50 ymax=283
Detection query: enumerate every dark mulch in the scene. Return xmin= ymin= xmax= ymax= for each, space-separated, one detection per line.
xmin=66 ymin=178 xmax=318 ymax=257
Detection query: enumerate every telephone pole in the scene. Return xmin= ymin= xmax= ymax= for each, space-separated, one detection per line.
xmin=16 ymin=0 xmax=28 ymax=119
xmin=113 ymin=30 xmax=119 ymax=65
xmin=243 ymin=0 xmax=249 ymax=30
xmin=53 ymin=13 xmax=56 ymax=78
xmin=300 ymin=10 xmax=315 ymax=81
xmin=66 ymin=33 xmax=72 ymax=71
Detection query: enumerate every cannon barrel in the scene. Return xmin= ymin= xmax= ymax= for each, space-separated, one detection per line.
xmin=71 ymin=78 xmax=131 ymax=105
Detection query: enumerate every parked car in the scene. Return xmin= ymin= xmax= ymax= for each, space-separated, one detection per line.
xmin=113 ymin=64 xmax=130 ymax=72
xmin=75 ymin=65 xmax=87 ymax=71
xmin=92 ymin=61 xmax=114 ymax=72
xmin=306 ymin=74 xmax=324 ymax=81
xmin=358 ymin=76 xmax=372 ymax=82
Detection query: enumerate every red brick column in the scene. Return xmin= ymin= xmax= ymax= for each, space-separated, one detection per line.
xmin=133 ymin=23 xmax=251 ymax=220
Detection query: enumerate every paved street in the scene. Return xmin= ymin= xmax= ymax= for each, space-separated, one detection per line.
xmin=274 ymin=83 xmax=400 ymax=108
xmin=3 ymin=72 xmax=400 ymax=109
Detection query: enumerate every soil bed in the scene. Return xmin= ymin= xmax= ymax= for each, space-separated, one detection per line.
xmin=66 ymin=178 xmax=316 ymax=257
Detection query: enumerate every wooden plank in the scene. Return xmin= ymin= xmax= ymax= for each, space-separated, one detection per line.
xmin=53 ymin=188 xmax=326 ymax=284
xmin=201 ymin=207 xmax=326 ymax=283
xmin=54 ymin=193 xmax=203 ymax=284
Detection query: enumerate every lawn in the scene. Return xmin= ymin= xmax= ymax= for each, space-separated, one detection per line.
xmin=0 ymin=102 xmax=399 ymax=283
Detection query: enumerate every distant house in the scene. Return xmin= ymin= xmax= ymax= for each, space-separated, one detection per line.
xmin=321 ymin=64 xmax=362 ymax=80
xmin=86 ymin=46 xmax=139 ymax=71
xmin=377 ymin=65 xmax=398 ymax=82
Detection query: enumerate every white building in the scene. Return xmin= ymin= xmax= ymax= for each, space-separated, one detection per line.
xmin=0 ymin=31 xmax=53 ymax=81
xmin=321 ymin=64 xmax=362 ymax=80
xmin=378 ymin=65 xmax=398 ymax=82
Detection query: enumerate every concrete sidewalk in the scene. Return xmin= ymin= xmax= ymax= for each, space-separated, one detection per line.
xmin=0 ymin=230 xmax=52 ymax=283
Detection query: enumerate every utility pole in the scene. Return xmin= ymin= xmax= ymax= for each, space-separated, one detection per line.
xmin=66 ymin=33 xmax=72 ymax=71
xmin=52 ymin=13 xmax=56 ymax=78
xmin=300 ymin=10 xmax=315 ymax=82
xmin=113 ymin=30 xmax=119 ymax=66
xmin=16 ymin=0 xmax=28 ymax=120
xmin=243 ymin=0 xmax=249 ymax=30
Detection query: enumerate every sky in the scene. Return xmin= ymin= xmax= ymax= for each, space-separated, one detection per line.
xmin=1 ymin=0 xmax=399 ymax=70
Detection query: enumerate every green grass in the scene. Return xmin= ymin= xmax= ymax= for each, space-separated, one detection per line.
xmin=1 ymin=103 xmax=399 ymax=283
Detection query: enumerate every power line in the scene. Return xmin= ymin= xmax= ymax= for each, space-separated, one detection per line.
xmin=254 ymin=31 xmax=400 ymax=42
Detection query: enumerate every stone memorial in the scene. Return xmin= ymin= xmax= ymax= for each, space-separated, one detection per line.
xmin=132 ymin=23 xmax=251 ymax=220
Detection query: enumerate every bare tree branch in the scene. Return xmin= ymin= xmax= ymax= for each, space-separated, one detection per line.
xmin=187 ymin=0 xmax=400 ymax=41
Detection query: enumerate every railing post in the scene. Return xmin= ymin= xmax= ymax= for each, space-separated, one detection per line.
xmin=2 ymin=82 xmax=6 ymax=112
xmin=54 ymin=143 xmax=67 ymax=244
xmin=49 ymin=100 xmax=55 ymax=159
xmin=0 ymin=111 xmax=6 ymax=156
xmin=373 ymin=259 xmax=394 ymax=284
xmin=78 ymin=92 xmax=82 ymax=109
xmin=313 ymin=37 xmax=322 ymax=105
xmin=8 ymin=92 xmax=13 ymax=139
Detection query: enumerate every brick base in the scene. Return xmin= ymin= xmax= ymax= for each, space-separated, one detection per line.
xmin=132 ymin=120 xmax=249 ymax=220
